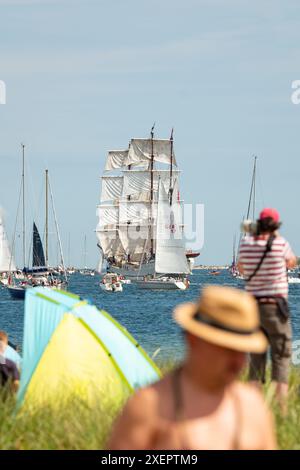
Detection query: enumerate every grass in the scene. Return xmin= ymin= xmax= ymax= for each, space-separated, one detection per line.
xmin=1 ymin=365 xmax=300 ymax=450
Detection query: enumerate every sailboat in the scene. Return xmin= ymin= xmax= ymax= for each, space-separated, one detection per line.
xmin=79 ymin=235 xmax=95 ymax=276
xmin=231 ymin=156 xmax=258 ymax=281
xmin=8 ymin=222 xmax=48 ymax=298
xmin=0 ymin=212 xmax=16 ymax=286
xmin=8 ymin=151 xmax=67 ymax=299
xmin=136 ymin=179 xmax=190 ymax=290
xmin=96 ymin=127 xmax=196 ymax=280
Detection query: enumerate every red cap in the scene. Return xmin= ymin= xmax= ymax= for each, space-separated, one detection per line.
xmin=259 ymin=208 xmax=280 ymax=223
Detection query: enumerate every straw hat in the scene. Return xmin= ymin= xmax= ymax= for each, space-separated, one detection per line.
xmin=174 ymin=286 xmax=267 ymax=353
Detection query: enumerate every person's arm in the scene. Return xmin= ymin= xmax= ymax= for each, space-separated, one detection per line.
xmin=237 ymin=262 xmax=244 ymax=275
xmin=107 ymin=389 xmax=158 ymax=450
xmin=12 ymin=362 xmax=20 ymax=393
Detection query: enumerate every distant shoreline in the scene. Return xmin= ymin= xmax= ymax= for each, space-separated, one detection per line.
xmin=193 ymin=265 xmax=229 ymax=270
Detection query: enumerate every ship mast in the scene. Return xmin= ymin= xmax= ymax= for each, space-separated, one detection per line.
xmin=45 ymin=169 xmax=49 ymax=267
xmin=21 ymin=143 xmax=26 ymax=268
xmin=169 ymin=128 xmax=174 ymax=205
xmin=150 ymin=123 xmax=155 ymax=257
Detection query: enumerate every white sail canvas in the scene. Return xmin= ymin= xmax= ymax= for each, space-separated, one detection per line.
xmin=101 ymin=176 xmax=124 ymax=202
xmin=126 ymin=139 xmax=177 ymax=167
xmin=123 ymin=170 xmax=180 ymax=201
xmin=0 ymin=214 xmax=16 ymax=272
xmin=105 ymin=150 xmax=128 ymax=171
xmin=155 ymin=180 xmax=189 ymax=275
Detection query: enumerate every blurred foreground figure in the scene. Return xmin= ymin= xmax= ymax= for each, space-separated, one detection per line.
xmin=108 ymin=286 xmax=276 ymax=450
xmin=0 ymin=331 xmax=20 ymax=394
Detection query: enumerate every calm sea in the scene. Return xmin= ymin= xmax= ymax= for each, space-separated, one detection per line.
xmin=1 ymin=270 xmax=300 ymax=363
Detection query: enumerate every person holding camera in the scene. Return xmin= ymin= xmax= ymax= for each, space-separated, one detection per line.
xmin=238 ymin=208 xmax=297 ymax=408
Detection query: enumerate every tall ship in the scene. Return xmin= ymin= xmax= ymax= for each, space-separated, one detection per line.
xmin=96 ymin=128 xmax=199 ymax=280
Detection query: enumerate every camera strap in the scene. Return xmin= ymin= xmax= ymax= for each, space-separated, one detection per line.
xmin=245 ymin=234 xmax=276 ymax=283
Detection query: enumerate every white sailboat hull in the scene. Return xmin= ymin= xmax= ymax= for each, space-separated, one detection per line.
xmin=288 ymin=277 xmax=300 ymax=284
xmin=136 ymin=278 xmax=189 ymax=290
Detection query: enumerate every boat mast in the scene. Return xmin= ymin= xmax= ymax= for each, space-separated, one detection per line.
xmin=169 ymin=128 xmax=174 ymax=205
xmin=84 ymin=235 xmax=87 ymax=268
xmin=150 ymin=123 xmax=155 ymax=257
xmin=252 ymin=156 xmax=257 ymax=220
xmin=45 ymin=169 xmax=49 ymax=267
xmin=22 ymin=143 xmax=26 ymax=268
xmin=246 ymin=156 xmax=258 ymax=220
xmin=68 ymin=232 xmax=71 ymax=267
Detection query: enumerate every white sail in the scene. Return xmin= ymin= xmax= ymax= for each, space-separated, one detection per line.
xmin=101 ymin=176 xmax=123 ymax=202
xmin=105 ymin=150 xmax=128 ymax=171
xmin=0 ymin=214 xmax=16 ymax=272
xmin=96 ymin=204 xmax=119 ymax=228
xmin=118 ymin=224 xmax=149 ymax=256
xmin=96 ymin=229 xmax=124 ymax=259
xmin=96 ymin=244 xmax=104 ymax=273
xmin=155 ymin=180 xmax=189 ymax=275
xmin=126 ymin=139 xmax=177 ymax=167
xmin=122 ymin=170 xmax=180 ymax=201
xmin=119 ymin=200 xmax=152 ymax=224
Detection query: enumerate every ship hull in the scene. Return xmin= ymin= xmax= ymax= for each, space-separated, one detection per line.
xmin=108 ymin=261 xmax=155 ymax=280
xmin=7 ymin=286 xmax=27 ymax=299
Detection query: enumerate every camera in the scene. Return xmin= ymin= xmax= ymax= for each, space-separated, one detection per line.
xmin=241 ymin=219 xmax=259 ymax=236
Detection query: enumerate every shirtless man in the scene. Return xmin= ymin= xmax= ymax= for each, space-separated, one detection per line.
xmin=108 ymin=286 xmax=277 ymax=450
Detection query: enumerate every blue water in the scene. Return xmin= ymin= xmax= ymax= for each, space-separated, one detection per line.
xmin=1 ymin=270 xmax=300 ymax=362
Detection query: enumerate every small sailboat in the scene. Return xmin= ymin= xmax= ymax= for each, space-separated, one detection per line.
xmin=232 ymin=157 xmax=258 ymax=281
xmin=79 ymin=235 xmax=95 ymax=276
xmin=8 ymin=156 xmax=67 ymax=299
xmin=136 ymin=179 xmax=190 ymax=290
xmin=0 ymin=212 xmax=16 ymax=286
xmin=100 ymin=273 xmax=123 ymax=292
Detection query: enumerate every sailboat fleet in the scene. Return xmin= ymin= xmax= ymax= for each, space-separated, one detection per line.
xmin=96 ymin=128 xmax=195 ymax=290
xmin=1 ymin=146 xmax=68 ymax=299
xmin=1 ymin=130 xmax=200 ymax=298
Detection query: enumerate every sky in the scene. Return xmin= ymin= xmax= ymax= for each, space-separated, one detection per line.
xmin=1 ymin=0 xmax=300 ymax=267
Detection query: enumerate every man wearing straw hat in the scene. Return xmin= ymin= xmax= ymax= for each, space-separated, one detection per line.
xmin=108 ymin=286 xmax=276 ymax=450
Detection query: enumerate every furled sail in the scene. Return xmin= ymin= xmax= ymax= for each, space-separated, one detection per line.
xmin=126 ymin=139 xmax=177 ymax=167
xmin=101 ymin=176 xmax=124 ymax=202
xmin=0 ymin=214 xmax=16 ymax=272
xmin=32 ymin=222 xmax=46 ymax=267
xmin=155 ymin=180 xmax=189 ymax=275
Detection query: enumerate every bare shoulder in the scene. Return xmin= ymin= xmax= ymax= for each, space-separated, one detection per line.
xmin=107 ymin=379 xmax=167 ymax=450
xmin=124 ymin=384 xmax=161 ymax=417
xmin=232 ymin=382 xmax=277 ymax=450
xmin=233 ymin=382 xmax=271 ymax=416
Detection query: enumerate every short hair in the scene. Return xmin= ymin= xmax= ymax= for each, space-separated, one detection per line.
xmin=258 ymin=217 xmax=281 ymax=233
xmin=0 ymin=331 xmax=8 ymax=343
